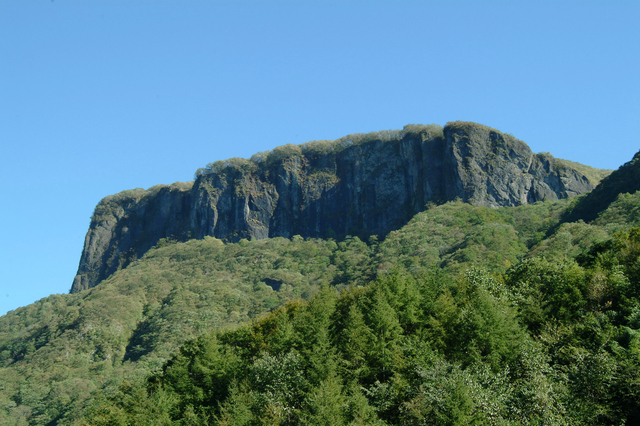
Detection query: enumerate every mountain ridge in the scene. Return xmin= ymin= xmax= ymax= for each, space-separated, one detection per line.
xmin=71 ymin=121 xmax=605 ymax=293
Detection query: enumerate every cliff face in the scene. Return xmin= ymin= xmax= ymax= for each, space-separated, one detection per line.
xmin=71 ymin=183 xmax=193 ymax=293
xmin=71 ymin=122 xmax=599 ymax=293
xmin=443 ymin=123 xmax=594 ymax=205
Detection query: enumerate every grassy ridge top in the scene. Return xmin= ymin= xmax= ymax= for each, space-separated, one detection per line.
xmin=555 ymin=157 xmax=612 ymax=186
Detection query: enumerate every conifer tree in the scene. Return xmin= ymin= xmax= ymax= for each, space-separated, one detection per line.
xmin=338 ymin=303 xmax=373 ymax=382
xmin=302 ymin=372 xmax=347 ymax=426
xmin=365 ymin=288 xmax=403 ymax=383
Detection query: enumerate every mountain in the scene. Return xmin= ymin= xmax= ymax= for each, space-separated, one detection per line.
xmin=5 ymin=121 xmax=632 ymax=425
xmin=71 ymin=122 xmax=603 ymax=293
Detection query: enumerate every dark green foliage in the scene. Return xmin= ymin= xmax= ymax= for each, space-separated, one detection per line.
xmin=562 ymin=150 xmax=640 ymax=224
xmin=506 ymin=258 xmax=588 ymax=330
xmin=332 ymin=236 xmax=376 ymax=287
xmin=78 ymin=379 xmax=176 ymax=426
xmin=66 ymin=192 xmax=640 ymax=425
xmin=77 ymin=262 xmax=578 ymax=425
xmin=159 ymin=334 xmax=241 ymax=418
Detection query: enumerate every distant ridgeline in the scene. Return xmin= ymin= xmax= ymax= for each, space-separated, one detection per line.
xmin=71 ymin=121 xmax=606 ymax=293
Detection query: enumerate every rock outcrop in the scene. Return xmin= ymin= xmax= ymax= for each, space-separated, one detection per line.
xmin=71 ymin=122 xmax=602 ymax=293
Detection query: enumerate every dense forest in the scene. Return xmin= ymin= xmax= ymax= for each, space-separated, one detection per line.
xmin=2 ymin=133 xmax=640 ymax=425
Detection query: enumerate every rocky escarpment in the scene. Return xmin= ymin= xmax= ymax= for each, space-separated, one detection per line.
xmin=71 ymin=182 xmax=194 ymax=293
xmin=71 ymin=122 xmax=603 ymax=293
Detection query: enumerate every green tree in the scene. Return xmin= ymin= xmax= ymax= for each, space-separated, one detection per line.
xmin=302 ymin=372 xmax=347 ymax=426
xmin=364 ymin=288 xmax=403 ymax=383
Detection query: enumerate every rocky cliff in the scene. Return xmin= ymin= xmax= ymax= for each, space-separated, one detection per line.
xmin=71 ymin=122 xmax=602 ymax=293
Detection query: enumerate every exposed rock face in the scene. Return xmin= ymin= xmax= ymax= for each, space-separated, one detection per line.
xmin=71 ymin=122 xmax=599 ymax=293
xmin=443 ymin=123 xmax=594 ymax=206
xmin=71 ymin=183 xmax=193 ymax=293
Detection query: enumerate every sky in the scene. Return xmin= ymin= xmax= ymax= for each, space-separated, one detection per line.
xmin=0 ymin=1 xmax=638 ymax=316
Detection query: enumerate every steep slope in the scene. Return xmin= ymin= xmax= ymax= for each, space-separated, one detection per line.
xmin=71 ymin=182 xmax=194 ymax=295
xmin=0 ymin=236 xmax=364 ymax=425
xmin=72 ymin=122 xmax=602 ymax=292
xmin=562 ymin=149 xmax=640 ymax=224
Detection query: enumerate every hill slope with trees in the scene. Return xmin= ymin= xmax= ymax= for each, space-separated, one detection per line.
xmin=2 ymin=125 xmax=635 ymax=426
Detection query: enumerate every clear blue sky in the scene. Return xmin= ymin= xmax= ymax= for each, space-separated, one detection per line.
xmin=1 ymin=1 xmax=638 ymax=316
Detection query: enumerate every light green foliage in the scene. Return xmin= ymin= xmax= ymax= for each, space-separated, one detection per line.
xmin=194 ymin=123 xmax=446 ymax=182
xmin=528 ymin=221 xmax=610 ymax=260
xmin=196 ymin=157 xmax=259 ymax=178
xmin=402 ymin=123 xmax=444 ymax=140
xmin=400 ymin=357 xmax=512 ymax=425
xmin=445 ymin=121 xmax=510 ymax=142
xmin=92 ymin=188 xmax=150 ymax=222
xmin=299 ymin=140 xmax=339 ymax=161
xmin=377 ymin=199 xmax=571 ymax=276
xmin=334 ymin=129 xmax=404 ymax=149
xmin=92 ymin=182 xmax=194 ymax=222
xmin=266 ymin=144 xmax=303 ymax=168
xmin=593 ymin=191 xmax=640 ymax=232
xmin=251 ymin=351 xmax=306 ymax=413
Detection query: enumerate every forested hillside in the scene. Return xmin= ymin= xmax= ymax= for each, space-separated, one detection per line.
xmin=74 ymin=190 xmax=640 ymax=426
xmin=2 ymin=126 xmax=638 ymax=425
xmin=561 ymin=150 xmax=640 ymax=224
xmin=81 ymin=227 xmax=640 ymax=425
xmin=0 ymin=197 xmax=572 ymax=425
